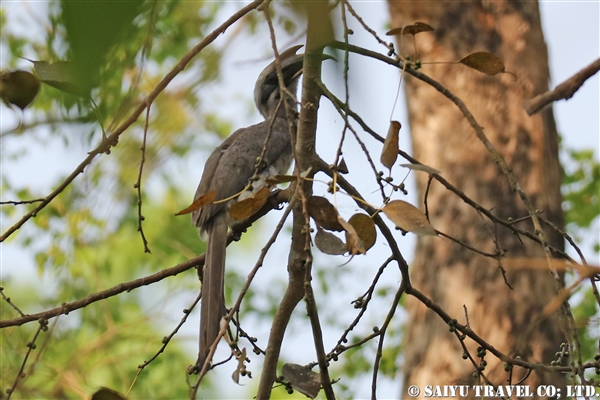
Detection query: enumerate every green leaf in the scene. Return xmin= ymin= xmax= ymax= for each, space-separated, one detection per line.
xmin=60 ymin=0 xmax=144 ymax=89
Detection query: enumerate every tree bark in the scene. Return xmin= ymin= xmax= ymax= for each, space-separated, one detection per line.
xmin=387 ymin=0 xmax=566 ymax=394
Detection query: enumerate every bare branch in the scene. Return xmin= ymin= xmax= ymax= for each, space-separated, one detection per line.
xmin=407 ymin=286 xmax=600 ymax=375
xmin=523 ymin=58 xmax=600 ymax=115
xmin=0 ymin=256 xmax=201 ymax=328
xmin=0 ymin=189 xmax=290 ymax=329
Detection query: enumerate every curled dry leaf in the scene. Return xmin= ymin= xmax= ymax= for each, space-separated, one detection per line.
xmin=386 ymin=22 xmax=434 ymax=36
xmin=307 ymin=196 xmax=344 ymax=231
xmin=0 ymin=70 xmax=40 ymax=110
xmin=400 ymin=163 xmax=441 ymax=175
xmin=338 ymin=215 xmax=366 ymax=255
xmin=336 ymin=157 xmax=349 ymax=174
xmin=381 ymin=121 xmax=401 ymax=170
xmin=232 ymin=347 xmax=247 ymax=385
xmin=459 ymin=52 xmax=506 ymax=76
xmin=382 ymin=200 xmax=436 ymax=236
xmin=175 ymin=190 xmax=216 ymax=216
xmin=315 ymin=227 xmax=347 ymax=255
xmin=229 ymin=186 xmax=270 ymax=220
xmin=348 ymin=213 xmax=377 ymax=251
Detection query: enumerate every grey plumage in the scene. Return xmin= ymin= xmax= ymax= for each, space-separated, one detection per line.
xmin=192 ymin=46 xmax=304 ymax=369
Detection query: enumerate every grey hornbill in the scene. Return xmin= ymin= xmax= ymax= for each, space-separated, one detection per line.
xmin=192 ymin=46 xmax=304 ymax=369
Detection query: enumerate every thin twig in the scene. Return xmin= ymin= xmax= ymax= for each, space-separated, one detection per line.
xmin=325 ymin=256 xmax=394 ymax=363
xmin=305 ymin=280 xmax=336 ymax=400
xmin=6 ymin=319 xmax=47 ymax=399
xmin=135 ymin=103 xmax=152 ymax=253
xmin=407 ymin=286 xmax=600 ymax=375
xmin=342 ymin=0 xmax=391 ymax=50
xmin=128 ymin=292 xmax=201 ymax=397
xmin=0 ymin=287 xmax=26 ymax=317
xmin=371 ymin=283 xmax=405 ymax=400
xmin=0 ymin=199 xmax=45 ymax=206
xmin=138 ymin=292 xmax=201 ymax=370
xmin=0 ymin=256 xmax=201 ymax=328
xmin=453 ymin=331 xmax=504 ymax=397
xmin=315 ymin=79 xmax=387 ymax=201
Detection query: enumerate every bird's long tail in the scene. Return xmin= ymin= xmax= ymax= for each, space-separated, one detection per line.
xmin=198 ymin=214 xmax=227 ymax=369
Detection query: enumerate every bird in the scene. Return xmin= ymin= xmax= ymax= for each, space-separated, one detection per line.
xmin=192 ymin=46 xmax=304 ymax=369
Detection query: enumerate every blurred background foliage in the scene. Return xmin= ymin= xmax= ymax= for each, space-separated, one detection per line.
xmin=1 ymin=0 xmax=598 ymax=398
xmin=1 ymin=1 xmax=233 ymax=398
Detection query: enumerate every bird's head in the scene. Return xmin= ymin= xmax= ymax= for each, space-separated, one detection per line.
xmin=253 ymin=45 xmax=305 ymax=120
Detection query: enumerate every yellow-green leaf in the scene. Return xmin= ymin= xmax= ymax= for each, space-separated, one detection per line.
xmin=28 ymin=59 xmax=90 ymax=97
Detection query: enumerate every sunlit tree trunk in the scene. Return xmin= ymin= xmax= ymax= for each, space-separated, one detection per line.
xmin=387 ymin=0 xmax=566 ymax=393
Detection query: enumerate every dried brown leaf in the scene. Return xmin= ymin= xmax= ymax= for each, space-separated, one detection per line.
xmin=307 ymin=196 xmax=344 ymax=231
xmin=232 ymin=347 xmax=247 ymax=384
xmin=348 ymin=213 xmax=377 ymax=251
xmin=386 ymin=22 xmax=434 ymax=36
xmin=382 ymin=200 xmax=436 ymax=236
xmin=175 ymin=190 xmax=216 ymax=216
xmin=336 ymin=157 xmax=349 ymax=174
xmin=91 ymin=388 xmax=126 ymax=400
xmin=380 ymin=121 xmax=401 ymax=169
xmin=459 ymin=52 xmax=506 ymax=76
xmin=315 ymin=228 xmax=347 ymax=255
xmin=338 ymin=216 xmax=366 ymax=255
xmin=229 ymin=187 xmax=270 ymax=220
xmin=0 ymin=70 xmax=40 ymax=110
xmin=282 ymin=363 xmax=321 ymax=399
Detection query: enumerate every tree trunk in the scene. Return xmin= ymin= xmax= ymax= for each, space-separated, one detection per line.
xmin=387 ymin=0 xmax=566 ymax=394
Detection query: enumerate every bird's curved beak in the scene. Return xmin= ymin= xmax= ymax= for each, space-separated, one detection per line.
xmin=280 ymin=45 xmax=336 ymax=83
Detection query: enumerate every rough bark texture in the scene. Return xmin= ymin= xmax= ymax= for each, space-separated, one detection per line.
xmin=387 ymin=0 xmax=566 ymax=394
